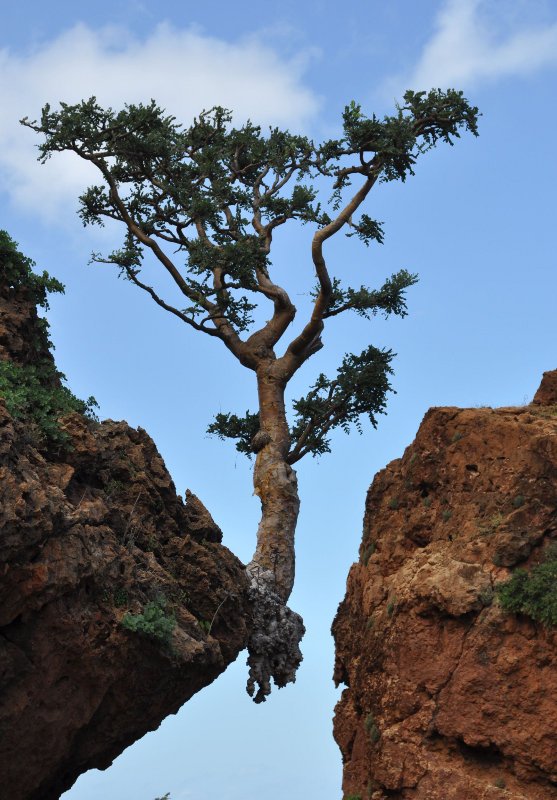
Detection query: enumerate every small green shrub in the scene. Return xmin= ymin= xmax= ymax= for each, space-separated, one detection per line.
xmin=343 ymin=794 xmax=361 ymax=800
xmin=113 ymin=588 xmax=129 ymax=607
xmin=362 ymin=542 xmax=376 ymax=566
xmin=389 ymin=496 xmax=399 ymax=510
xmin=364 ymin=712 xmax=381 ymax=745
xmin=442 ymin=510 xmax=452 ymax=522
xmin=451 ymin=431 xmax=462 ymax=442
xmin=121 ymin=597 xmax=176 ymax=647
xmin=387 ymin=597 xmax=395 ymax=617
xmin=198 ymin=619 xmax=210 ymax=634
xmin=496 ymin=547 xmax=557 ymax=627
xmin=423 ymin=496 xmax=432 ymax=507
xmin=0 ymin=361 xmax=98 ymax=447
xmin=409 ymin=453 xmax=418 ymax=467
xmin=366 ymin=616 xmax=374 ymax=630
xmin=494 ymin=777 xmax=506 ymax=789
xmin=513 ymin=495 xmax=524 ymax=508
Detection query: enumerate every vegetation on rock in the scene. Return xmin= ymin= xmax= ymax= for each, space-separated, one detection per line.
xmin=496 ymin=543 xmax=557 ymax=627
xmin=0 ymin=231 xmax=98 ymax=447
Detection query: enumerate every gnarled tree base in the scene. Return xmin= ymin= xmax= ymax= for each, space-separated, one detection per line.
xmin=245 ymin=565 xmax=305 ymax=703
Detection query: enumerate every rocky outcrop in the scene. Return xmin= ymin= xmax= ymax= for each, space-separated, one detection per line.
xmin=0 ymin=240 xmax=250 ymax=800
xmin=333 ymin=373 xmax=557 ymax=800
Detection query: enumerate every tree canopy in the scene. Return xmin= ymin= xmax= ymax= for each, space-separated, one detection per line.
xmin=22 ymin=89 xmax=479 ymax=465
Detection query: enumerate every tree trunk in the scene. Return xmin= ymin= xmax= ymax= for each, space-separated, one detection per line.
xmin=244 ymin=361 xmax=305 ymax=703
xmin=246 ymin=364 xmax=299 ymax=602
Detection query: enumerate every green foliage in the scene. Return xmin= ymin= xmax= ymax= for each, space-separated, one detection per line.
xmin=388 ymin=496 xmax=399 ymax=510
xmin=0 ymin=231 xmax=98 ymax=447
xmin=198 ymin=619 xmax=211 ymax=634
xmin=0 ymin=361 xmax=98 ymax=447
xmin=494 ymin=778 xmax=506 ymax=789
xmin=339 ymin=90 xmax=479 ymax=186
xmin=0 ymin=229 xmax=64 ymax=310
xmin=287 ymin=345 xmax=395 ymax=462
xmin=496 ymin=545 xmax=557 ymax=627
xmin=423 ymin=496 xmax=432 ymax=507
xmin=387 ymin=597 xmax=395 ymax=617
xmin=513 ymin=494 xmax=524 ymax=508
xmin=314 ymin=270 xmax=418 ymax=320
xmin=22 ymin=92 xmax=479 ymax=463
xmin=451 ymin=431 xmax=461 ymax=442
xmin=442 ymin=510 xmax=452 ymax=522
xmin=113 ymin=589 xmax=129 ymax=607
xmin=364 ymin=712 xmax=381 ymax=745
xmin=206 ymin=410 xmax=260 ymax=456
xmin=343 ymin=794 xmax=362 ymax=800
xmin=121 ymin=596 xmax=176 ymax=647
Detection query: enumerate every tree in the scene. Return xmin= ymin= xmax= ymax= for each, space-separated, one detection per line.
xmin=22 ymin=90 xmax=479 ymax=701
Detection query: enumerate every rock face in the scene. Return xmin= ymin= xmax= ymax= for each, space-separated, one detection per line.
xmin=0 ymin=248 xmax=250 ymax=800
xmin=333 ymin=376 xmax=557 ymax=800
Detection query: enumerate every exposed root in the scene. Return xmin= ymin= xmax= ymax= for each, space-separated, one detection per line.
xmin=245 ymin=565 xmax=305 ymax=703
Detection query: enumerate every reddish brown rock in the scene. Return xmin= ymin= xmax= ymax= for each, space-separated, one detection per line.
xmin=533 ymin=369 xmax=557 ymax=406
xmin=333 ymin=385 xmax=557 ymax=800
xmin=0 ymin=406 xmax=250 ymax=800
xmin=0 ymin=262 xmax=251 ymax=800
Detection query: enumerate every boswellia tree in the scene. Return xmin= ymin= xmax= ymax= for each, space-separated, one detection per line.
xmin=22 ymin=90 xmax=478 ymax=701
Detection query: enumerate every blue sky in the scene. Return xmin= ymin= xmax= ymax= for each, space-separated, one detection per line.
xmin=2 ymin=2 xmax=557 ymax=798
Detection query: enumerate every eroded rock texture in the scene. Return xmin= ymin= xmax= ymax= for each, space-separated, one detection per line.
xmin=333 ymin=373 xmax=557 ymax=800
xmin=0 ymin=278 xmax=250 ymax=800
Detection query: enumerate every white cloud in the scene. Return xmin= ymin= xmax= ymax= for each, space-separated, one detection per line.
xmin=397 ymin=0 xmax=557 ymax=92
xmin=0 ymin=23 xmax=321 ymax=220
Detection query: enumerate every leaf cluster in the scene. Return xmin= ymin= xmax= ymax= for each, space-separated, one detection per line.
xmin=206 ymin=410 xmax=260 ymax=456
xmin=0 ymin=360 xmax=98 ymax=447
xmin=0 ymin=230 xmax=64 ymax=311
xmin=318 ymin=269 xmax=418 ymax=320
xmin=209 ymin=345 xmax=395 ymax=462
xmin=120 ymin=596 xmax=176 ymax=647
xmin=496 ymin=545 xmax=557 ymax=627
xmin=288 ymin=344 xmax=394 ymax=461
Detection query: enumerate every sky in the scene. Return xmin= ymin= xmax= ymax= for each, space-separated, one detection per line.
xmin=2 ymin=1 xmax=557 ymax=798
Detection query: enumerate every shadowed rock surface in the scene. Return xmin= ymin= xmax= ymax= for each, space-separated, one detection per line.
xmin=0 ymin=264 xmax=250 ymax=800
xmin=333 ymin=373 xmax=557 ymax=800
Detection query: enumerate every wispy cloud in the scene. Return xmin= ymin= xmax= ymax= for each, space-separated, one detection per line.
xmin=0 ymin=23 xmax=320 ymax=220
xmin=390 ymin=0 xmax=557 ymax=94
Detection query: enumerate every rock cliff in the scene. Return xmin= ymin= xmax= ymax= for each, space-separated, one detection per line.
xmin=333 ymin=372 xmax=557 ymax=800
xmin=0 ymin=236 xmax=250 ymax=800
